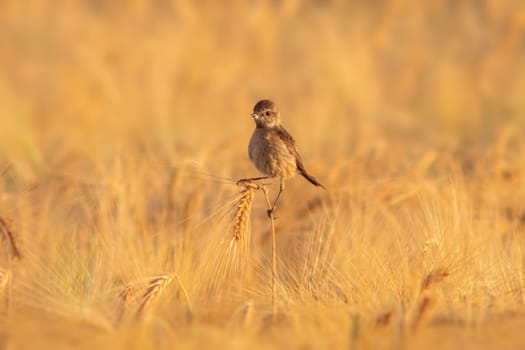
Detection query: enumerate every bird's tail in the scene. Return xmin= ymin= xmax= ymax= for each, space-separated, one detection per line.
xmin=299 ymin=169 xmax=326 ymax=190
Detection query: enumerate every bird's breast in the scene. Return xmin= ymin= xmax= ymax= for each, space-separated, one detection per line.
xmin=248 ymin=128 xmax=296 ymax=177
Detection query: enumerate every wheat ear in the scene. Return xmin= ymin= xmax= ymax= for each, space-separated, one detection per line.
xmin=232 ymin=182 xmax=257 ymax=241
xmin=136 ymin=273 xmax=193 ymax=320
xmin=420 ymin=267 xmax=450 ymax=292
xmin=137 ymin=273 xmax=177 ymax=317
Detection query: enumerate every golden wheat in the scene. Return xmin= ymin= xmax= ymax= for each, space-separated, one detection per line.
xmin=136 ymin=273 xmax=178 ymax=317
xmin=203 ymin=183 xmax=258 ymax=300
xmin=135 ymin=273 xmax=193 ymax=321
xmin=232 ymin=182 xmax=257 ymax=241
xmin=420 ymin=267 xmax=450 ymax=292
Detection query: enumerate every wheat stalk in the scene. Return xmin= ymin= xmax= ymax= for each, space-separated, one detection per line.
xmin=0 ymin=268 xmax=9 ymax=294
xmin=0 ymin=217 xmax=21 ymax=260
xmin=176 ymin=278 xmax=194 ymax=323
xmin=0 ymin=268 xmax=11 ymax=313
xmin=116 ymin=286 xmax=135 ymax=325
xmin=412 ymin=296 xmax=434 ymax=332
xmin=259 ymin=185 xmax=278 ymax=319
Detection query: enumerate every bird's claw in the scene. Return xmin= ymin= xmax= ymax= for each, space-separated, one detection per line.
xmin=236 ymin=179 xmax=251 ymax=186
xmin=237 ymin=180 xmax=261 ymax=190
xmin=266 ymin=208 xmax=277 ymax=219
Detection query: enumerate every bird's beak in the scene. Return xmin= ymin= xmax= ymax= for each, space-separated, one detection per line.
xmin=251 ymin=112 xmax=258 ymax=120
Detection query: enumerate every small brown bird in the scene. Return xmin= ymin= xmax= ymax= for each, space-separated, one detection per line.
xmin=239 ymin=99 xmax=325 ymax=216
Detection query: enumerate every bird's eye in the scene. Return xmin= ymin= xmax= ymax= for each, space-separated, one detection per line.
xmin=264 ymin=111 xmax=271 ymax=116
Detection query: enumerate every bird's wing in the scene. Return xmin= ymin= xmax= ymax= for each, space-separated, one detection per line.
xmin=274 ymin=126 xmax=326 ymax=189
xmin=274 ymin=126 xmax=305 ymax=171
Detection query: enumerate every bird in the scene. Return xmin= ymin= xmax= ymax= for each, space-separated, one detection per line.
xmin=238 ymin=99 xmax=325 ymax=216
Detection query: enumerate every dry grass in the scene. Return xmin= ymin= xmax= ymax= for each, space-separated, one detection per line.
xmin=1 ymin=1 xmax=525 ymax=349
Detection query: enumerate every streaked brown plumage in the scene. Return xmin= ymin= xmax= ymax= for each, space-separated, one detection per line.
xmin=243 ymin=99 xmax=325 ymax=215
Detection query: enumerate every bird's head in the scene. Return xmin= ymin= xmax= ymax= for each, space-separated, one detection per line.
xmin=251 ymin=99 xmax=280 ymax=128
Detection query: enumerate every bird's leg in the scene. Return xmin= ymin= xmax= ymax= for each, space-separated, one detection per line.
xmin=267 ymin=179 xmax=285 ymax=218
xmin=236 ymin=176 xmax=272 ymax=186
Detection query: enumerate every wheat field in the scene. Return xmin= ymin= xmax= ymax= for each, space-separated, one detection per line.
xmin=1 ymin=1 xmax=525 ymax=349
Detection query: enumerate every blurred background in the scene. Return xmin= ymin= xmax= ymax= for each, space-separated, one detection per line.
xmin=1 ymin=0 xmax=524 ymax=168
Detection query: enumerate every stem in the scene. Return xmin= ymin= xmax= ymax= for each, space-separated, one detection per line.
xmin=174 ymin=275 xmax=194 ymax=323
xmin=261 ymin=185 xmax=277 ymax=318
